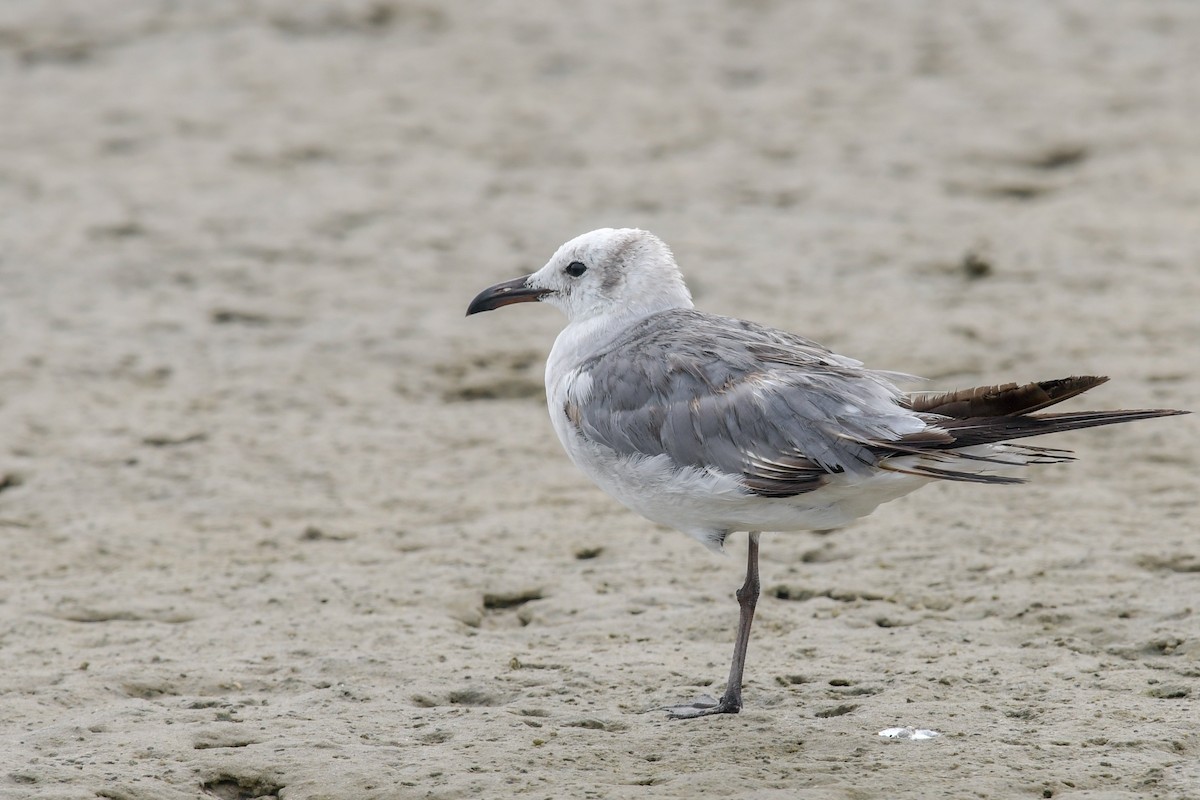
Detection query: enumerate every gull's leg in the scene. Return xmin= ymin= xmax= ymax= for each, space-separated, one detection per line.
xmin=666 ymin=531 xmax=761 ymax=719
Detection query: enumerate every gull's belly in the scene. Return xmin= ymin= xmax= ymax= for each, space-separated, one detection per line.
xmin=552 ymin=410 xmax=927 ymax=546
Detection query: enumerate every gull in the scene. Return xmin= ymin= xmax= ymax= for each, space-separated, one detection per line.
xmin=466 ymin=228 xmax=1186 ymax=719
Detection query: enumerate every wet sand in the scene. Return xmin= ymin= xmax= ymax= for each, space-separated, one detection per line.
xmin=1 ymin=1 xmax=1198 ymax=798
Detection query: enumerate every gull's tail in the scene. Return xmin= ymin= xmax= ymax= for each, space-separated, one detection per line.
xmin=908 ymin=375 xmax=1108 ymax=417
xmin=871 ymin=376 xmax=1189 ymax=484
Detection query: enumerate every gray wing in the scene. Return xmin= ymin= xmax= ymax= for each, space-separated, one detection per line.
xmin=569 ymin=309 xmax=926 ymax=497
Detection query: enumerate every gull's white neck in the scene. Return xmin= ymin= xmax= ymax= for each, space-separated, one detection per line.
xmin=546 ymin=298 xmax=691 ymax=388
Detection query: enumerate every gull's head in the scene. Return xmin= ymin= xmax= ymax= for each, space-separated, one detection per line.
xmin=466 ymin=228 xmax=693 ymax=323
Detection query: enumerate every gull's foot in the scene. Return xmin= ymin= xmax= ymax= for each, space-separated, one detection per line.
xmin=664 ymin=693 xmax=742 ymax=719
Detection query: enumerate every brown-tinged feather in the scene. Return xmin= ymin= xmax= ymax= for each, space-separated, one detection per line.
xmin=907 ymin=376 xmax=1109 ymax=418
xmin=742 ymin=452 xmax=828 ymax=497
xmin=563 ymin=400 xmax=583 ymax=429
xmin=841 ymin=377 xmax=1189 ymax=487
xmin=877 ymin=461 xmax=1026 ymax=484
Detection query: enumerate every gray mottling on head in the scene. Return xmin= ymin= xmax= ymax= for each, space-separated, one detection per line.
xmin=600 ymin=268 xmax=623 ymax=294
xmin=598 ymin=232 xmax=640 ymax=294
xmin=531 ymin=228 xmax=692 ymax=324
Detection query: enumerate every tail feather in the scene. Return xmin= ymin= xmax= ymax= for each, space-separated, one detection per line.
xmin=933 ymin=408 xmax=1188 ymax=449
xmin=871 ymin=376 xmax=1189 ymax=485
xmin=907 ymin=376 xmax=1109 ymax=417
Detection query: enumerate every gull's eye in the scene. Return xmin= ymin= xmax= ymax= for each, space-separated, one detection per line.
xmin=564 ymin=261 xmax=587 ymax=278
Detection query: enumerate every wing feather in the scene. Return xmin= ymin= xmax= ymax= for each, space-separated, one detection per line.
xmin=566 ymin=310 xmax=1187 ymax=498
xmin=571 ymin=309 xmax=919 ymax=496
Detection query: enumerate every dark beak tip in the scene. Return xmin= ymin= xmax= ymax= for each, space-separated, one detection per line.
xmin=466 ymin=274 xmax=545 ymax=316
xmin=465 ymin=295 xmax=490 ymax=317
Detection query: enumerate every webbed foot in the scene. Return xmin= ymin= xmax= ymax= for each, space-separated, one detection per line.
xmin=664 ymin=692 xmax=741 ymax=719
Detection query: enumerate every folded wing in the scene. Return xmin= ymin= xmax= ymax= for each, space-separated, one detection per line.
xmin=568 ymin=311 xmax=1188 ymax=499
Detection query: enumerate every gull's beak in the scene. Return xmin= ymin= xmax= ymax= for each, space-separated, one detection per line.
xmin=466 ymin=275 xmax=550 ymax=315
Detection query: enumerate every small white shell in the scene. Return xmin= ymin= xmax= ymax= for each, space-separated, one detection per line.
xmin=878 ymin=726 xmax=941 ymax=740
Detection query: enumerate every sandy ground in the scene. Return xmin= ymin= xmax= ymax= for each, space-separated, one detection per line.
xmin=2 ymin=1 xmax=1198 ymax=798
